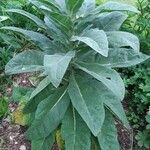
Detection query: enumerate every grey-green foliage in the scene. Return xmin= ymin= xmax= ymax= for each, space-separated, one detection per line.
xmin=1 ymin=0 xmax=149 ymax=150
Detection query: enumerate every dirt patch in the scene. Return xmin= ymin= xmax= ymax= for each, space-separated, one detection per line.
xmin=0 ymin=120 xmax=30 ymax=150
xmin=117 ymin=121 xmax=133 ymax=150
xmin=0 ymin=119 xmax=132 ymax=150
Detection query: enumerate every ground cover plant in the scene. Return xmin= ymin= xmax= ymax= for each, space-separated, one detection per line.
xmin=120 ymin=0 xmax=150 ymax=149
xmin=0 ymin=0 xmax=150 ymax=149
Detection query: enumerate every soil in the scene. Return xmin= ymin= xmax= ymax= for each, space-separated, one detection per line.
xmin=0 ymin=118 xmax=132 ymax=150
xmin=0 ymin=73 xmax=133 ymax=150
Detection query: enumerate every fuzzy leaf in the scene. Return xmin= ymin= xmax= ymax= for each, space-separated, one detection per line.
xmin=96 ymin=1 xmax=139 ymax=13
xmin=48 ymin=12 xmax=73 ymax=32
xmin=26 ymin=86 xmax=70 ymax=139
xmin=94 ymin=11 xmax=128 ymax=31
xmin=5 ymin=50 xmax=44 ymax=75
xmin=95 ymin=48 xmax=150 ymax=68
xmin=24 ymin=77 xmax=54 ymax=113
xmin=1 ymin=27 xmax=53 ymax=51
xmin=62 ymin=107 xmax=91 ymax=150
xmin=78 ymin=0 xmax=95 ymax=16
xmin=6 ymin=9 xmax=46 ymax=29
xmin=80 ymin=48 xmax=150 ymax=68
xmin=55 ymin=0 xmax=66 ymax=12
xmin=104 ymin=93 xmax=129 ymax=128
xmin=72 ymin=29 xmax=108 ymax=57
xmin=68 ymin=74 xmax=105 ymax=136
xmin=44 ymin=51 xmax=75 ymax=87
xmin=44 ymin=16 xmax=67 ymax=43
xmin=31 ymin=132 xmax=55 ymax=150
xmin=97 ymin=109 xmax=120 ymax=150
xmin=75 ymin=62 xmax=125 ymax=100
xmin=107 ymin=31 xmax=140 ymax=51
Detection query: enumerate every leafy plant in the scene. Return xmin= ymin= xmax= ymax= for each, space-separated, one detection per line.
xmin=120 ymin=1 xmax=150 ymax=148
xmin=135 ymin=130 xmax=150 ymax=149
xmin=122 ymin=0 xmax=150 ymax=54
xmin=135 ymin=111 xmax=150 ymax=149
xmin=12 ymin=101 xmax=33 ymax=126
xmin=122 ymin=62 xmax=150 ymax=128
xmin=0 ymin=97 xmax=8 ymax=117
xmin=11 ymin=86 xmax=33 ymax=102
xmin=1 ymin=0 xmax=149 ymax=149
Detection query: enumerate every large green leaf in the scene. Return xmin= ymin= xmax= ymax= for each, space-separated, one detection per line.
xmin=29 ymin=0 xmax=61 ymax=12
xmin=1 ymin=27 xmax=54 ymax=51
xmin=103 ymin=92 xmax=129 ymax=128
xmin=31 ymin=132 xmax=55 ymax=150
xmin=75 ymin=61 xmax=125 ymax=100
xmin=39 ymin=0 xmax=61 ymax=12
xmin=71 ymin=29 xmax=108 ymax=57
xmin=79 ymin=48 xmax=150 ymax=68
xmin=29 ymin=0 xmax=52 ymax=11
xmin=107 ymin=31 xmax=140 ymax=51
xmin=6 ymin=9 xmax=46 ymax=29
xmin=66 ymin=0 xmax=84 ymax=15
xmin=5 ymin=50 xmax=44 ymax=75
xmin=61 ymin=106 xmax=91 ymax=150
xmin=24 ymin=77 xmax=55 ymax=113
xmin=78 ymin=0 xmax=95 ymax=16
xmin=68 ymin=74 xmax=105 ymax=136
xmin=44 ymin=51 xmax=75 ymax=87
xmin=95 ymin=48 xmax=150 ymax=68
xmin=93 ymin=11 xmax=128 ymax=31
xmin=95 ymin=1 xmax=139 ymax=13
xmin=26 ymin=86 xmax=70 ymax=139
xmin=97 ymin=109 xmax=120 ymax=150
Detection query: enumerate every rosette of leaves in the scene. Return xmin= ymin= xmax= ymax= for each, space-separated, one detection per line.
xmin=1 ymin=0 xmax=149 ymax=149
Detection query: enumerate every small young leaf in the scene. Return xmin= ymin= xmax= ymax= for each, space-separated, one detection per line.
xmin=44 ymin=51 xmax=75 ymax=87
xmin=65 ymin=0 xmax=84 ymax=15
xmin=48 ymin=12 xmax=73 ymax=32
xmin=5 ymin=50 xmax=44 ymax=75
xmin=61 ymin=107 xmax=91 ymax=150
xmin=44 ymin=16 xmax=68 ymax=43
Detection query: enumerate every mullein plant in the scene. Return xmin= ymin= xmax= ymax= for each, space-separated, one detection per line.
xmin=1 ymin=0 xmax=149 ymax=149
